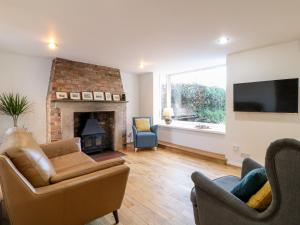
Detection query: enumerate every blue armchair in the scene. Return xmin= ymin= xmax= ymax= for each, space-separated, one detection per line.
xmin=132 ymin=117 xmax=158 ymax=152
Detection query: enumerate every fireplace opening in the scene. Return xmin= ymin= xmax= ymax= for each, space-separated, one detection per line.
xmin=74 ymin=111 xmax=114 ymax=154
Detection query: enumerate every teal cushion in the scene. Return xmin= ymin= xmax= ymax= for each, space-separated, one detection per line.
xmin=230 ymin=168 xmax=267 ymax=202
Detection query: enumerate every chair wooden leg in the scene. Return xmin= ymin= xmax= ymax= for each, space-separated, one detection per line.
xmin=113 ymin=210 xmax=119 ymax=224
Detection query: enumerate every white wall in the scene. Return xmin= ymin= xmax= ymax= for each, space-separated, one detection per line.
xmin=120 ymin=72 xmax=140 ymax=142
xmin=0 ymin=51 xmax=51 ymax=143
xmin=158 ymin=127 xmax=227 ymax=154
xmin=226 ymin=41 xmax=300 ymax=165
xmin=139 ymin=73 xmax=154 ymax=116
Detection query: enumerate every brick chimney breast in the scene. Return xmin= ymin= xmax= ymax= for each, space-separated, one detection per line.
xmin=46 ymin=58 xmax=126 ymax=150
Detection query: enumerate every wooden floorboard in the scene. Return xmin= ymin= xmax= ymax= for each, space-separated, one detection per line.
xmin=88 ymin=146 xmax=240 ymax=225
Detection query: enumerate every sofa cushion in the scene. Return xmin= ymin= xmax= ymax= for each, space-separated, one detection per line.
xmin=50 ymin=151 xmax=95 ymax=173
xmin=50 ymin=157 xmax=125 ymax=183
xmin=191 ymin=176 xmax=240 ymax=206
xmin=135 ymin=118 xmax=151 ymax=132
xmin=136 ymin=132 xmax=157 ymax=147
xmin=247 ymin=181 xmax=272 ymax=211
xmin=0 ymin=128 xmax=55 ymax=187
xmin=136 ymin=132 xmax=156 ymax=137
xmin=213 ymin=176 xmax=240 ymax=192
xmin=231 ymin=168 xmax=267 ymax=202
xmin=40 ymin=138 xmax=81 ymax=159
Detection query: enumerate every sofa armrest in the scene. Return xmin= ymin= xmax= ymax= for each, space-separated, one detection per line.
xmin=150 ymin=125 xmax=158 ymax=134
xmin=40 ymin=138 xmax=81 ymax=159
xmin=37 ymin=165 xmax=129 ymax=194
xmin=241 ymin=158 xmax=263 ymax=178
xmin=50 ymin=158 xmax=125 ymax=183
xmin=191 ymin=171 xmax=260 ymax=220
xmin=132 ymin=125 xmax=137 ymax=135
xmin=132 ymin=125 xmax=138 ymax=145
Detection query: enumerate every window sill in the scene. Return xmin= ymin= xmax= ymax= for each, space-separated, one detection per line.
xmin=158 ymin=121 xmax=226 ymax=135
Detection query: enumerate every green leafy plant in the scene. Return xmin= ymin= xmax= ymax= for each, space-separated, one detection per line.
xmin=170 ymin=84 xmax=226 ymax=124
xmin=0 ymin=93 xmax=30 ymax=127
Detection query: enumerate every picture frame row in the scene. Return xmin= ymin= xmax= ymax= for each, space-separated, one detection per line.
xmin=56 ymin=91 xmax=125 ymax=101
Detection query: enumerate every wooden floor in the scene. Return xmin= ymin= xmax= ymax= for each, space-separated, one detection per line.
xmin=89 ymin=146 xmax=240 ymax=225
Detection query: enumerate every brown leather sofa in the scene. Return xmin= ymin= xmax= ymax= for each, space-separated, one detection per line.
xmin=0 ymin=128 xmax=130 ymax=225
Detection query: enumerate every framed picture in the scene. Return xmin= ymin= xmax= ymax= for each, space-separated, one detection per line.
xmin=105 ymin=92 xmax=112 ymax=101
xmin=82 ymin=92 xmax=93 ymax=100
xmin=113 ymin=94 xmax=120 ymax=101
xmin=70 ymin=92 xmax=81 ymax=100
xmin=121 ymin=93 xmax=126 ymax=101
xmin=56 ymin=92 xmax=68 ymax=99
xmin=93 ymin=92 xmax=105 ymax=101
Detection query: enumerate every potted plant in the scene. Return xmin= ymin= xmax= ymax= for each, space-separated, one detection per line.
xmin=0 ymin=93 xmax=30 ymax=127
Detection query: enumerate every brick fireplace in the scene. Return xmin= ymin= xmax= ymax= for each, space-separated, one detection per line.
xmin=47 ymin=58 xmax=126 ymax=151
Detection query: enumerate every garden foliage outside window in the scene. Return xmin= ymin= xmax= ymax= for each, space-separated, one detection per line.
xmin=160 ymin=66 xmax=226 ymax=124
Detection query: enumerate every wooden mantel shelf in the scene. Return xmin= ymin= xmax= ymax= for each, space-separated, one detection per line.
xmin=53 ymin=99 xmax=128 ymax=103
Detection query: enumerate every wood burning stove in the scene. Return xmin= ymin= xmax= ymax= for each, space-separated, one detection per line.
xmin=81 ymin=114 xmax=106 ymax=154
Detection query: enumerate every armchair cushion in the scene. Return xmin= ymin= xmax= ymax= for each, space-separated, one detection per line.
xmin=135 ymin=118 xmax=151 ymax=132
xmin=214 ymin=176 xmax=240 ymax=192
xmin=136 ymin=132 xmax=157 ymax=147
xmin=247 ymin=181 xmax=272 ymax=211
xmin=50 ymin=157 xmax=125 ymax=183
xmin=191 ymin=175 xmax=240 ymax=206
xmin=40 ymin=138 xmax=81 ymax=159
xmin=50 ymin=151 xmax=94 ymax=173
xmin=231 ymin=168 xmax=267 ymax=202
xmin=0 ymin=128 xmax=55 ymax=187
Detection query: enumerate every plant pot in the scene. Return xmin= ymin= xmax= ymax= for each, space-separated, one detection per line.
xmin=5 ymin=127 xmax=27 ymax=136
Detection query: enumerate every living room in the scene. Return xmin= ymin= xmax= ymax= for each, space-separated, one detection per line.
xmin=0 ymin=1 xmax=300 ymax=225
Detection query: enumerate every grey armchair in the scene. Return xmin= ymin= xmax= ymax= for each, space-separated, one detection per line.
xmin=132 ymin=117 xmax=158 ymax=152
xmin=191 ymin=138 xmax=300 ymax=225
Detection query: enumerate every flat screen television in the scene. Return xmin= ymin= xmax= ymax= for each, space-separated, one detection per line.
xmin=234 ymin=78 xmax=299 ymax=113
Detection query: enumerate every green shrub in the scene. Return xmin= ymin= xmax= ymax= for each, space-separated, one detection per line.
xmin=196 ymin=109 xmax=225 ymax=123
xmin=171 ymin=84 xmax=225 ymax=124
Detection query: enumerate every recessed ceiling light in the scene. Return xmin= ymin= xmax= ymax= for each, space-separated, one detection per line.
xmin=217 ymin=36 xmax=230 ymax=45
xmin=48 ymin=38 xmax=57 ymax=50
xmin=139 ymin=61 xmax=145 ymax=69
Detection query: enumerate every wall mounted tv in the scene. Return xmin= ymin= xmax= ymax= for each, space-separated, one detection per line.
xmin=234 ymin=78 xmax=299 ymax=113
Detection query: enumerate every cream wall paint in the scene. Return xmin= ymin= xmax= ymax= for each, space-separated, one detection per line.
xmin=0 ymin=51 xmax=51 ymax=143
xmin=226 ymin=41 xmax=300 ymax=165
xmin=120 ymin=72 xmax=140 ymax=143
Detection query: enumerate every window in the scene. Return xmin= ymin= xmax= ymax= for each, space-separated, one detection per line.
xmin=160 ymin=65 xmax=226 ymax=125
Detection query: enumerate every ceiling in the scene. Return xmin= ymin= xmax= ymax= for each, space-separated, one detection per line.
xmin=1 ymin=0 xmax=300 ymax=74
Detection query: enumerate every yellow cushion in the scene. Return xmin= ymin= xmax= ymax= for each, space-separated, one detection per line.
xmin=135 ymin=118 xmax=151 ymax=132
xmin=247 ymin=181 xmax=272 ymax=211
